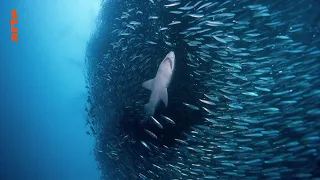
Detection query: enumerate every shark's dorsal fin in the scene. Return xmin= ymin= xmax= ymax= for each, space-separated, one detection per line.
xmin=160 ymin=88 xmax=168 ymax=107
xmin=142 ymin=79 xmax=154 ymax=90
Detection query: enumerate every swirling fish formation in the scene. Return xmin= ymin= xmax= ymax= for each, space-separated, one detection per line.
xmin=85 ymin=0 xmax=320 ymax=179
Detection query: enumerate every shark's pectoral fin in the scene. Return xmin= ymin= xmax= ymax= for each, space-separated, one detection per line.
xmin=142 ymin=79 xmax=154 ymax=90
xmin=160 ymin=88 xmax=168 ymax=107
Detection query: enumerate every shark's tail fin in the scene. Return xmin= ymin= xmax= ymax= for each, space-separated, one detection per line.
xmin=144 ymin=103 xmax=156 ymax=116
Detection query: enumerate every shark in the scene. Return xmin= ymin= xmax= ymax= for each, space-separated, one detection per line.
xmin=142 ymin=51 xmax=175 ymax=116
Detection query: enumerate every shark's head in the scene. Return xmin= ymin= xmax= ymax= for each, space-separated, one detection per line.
xmin=161 ymin=51 xmax=175 ymax=72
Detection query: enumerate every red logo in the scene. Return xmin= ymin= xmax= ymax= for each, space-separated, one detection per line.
xmin=10 ymin=9 xmax=18 ymax=42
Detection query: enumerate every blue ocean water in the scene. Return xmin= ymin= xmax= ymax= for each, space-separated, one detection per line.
xmin=1 ymin=0 xmax=320 ymax=179
xmin=1 ymin=0 xmax=101 ymax=179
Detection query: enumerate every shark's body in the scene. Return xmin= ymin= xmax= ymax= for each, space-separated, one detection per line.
xmin=142 ymin=51 xmax=175 ymax=115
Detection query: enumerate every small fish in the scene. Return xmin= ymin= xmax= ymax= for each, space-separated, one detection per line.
xmin=183 ymin=103 xmax=199 ymax=110
xmin=206 ymin=21 xmax=224 ymax=26
xmin=242 ymin=92 xmax=259 ymax=97
xmin=199 ymin=99 xmax=216 ymax=105
xmin=262 ymin=107 xmax=280 ymax=112
xmin=213 ymin=35 xmax=227 ymax=44
xmin=168 ymin=21 xmax=182 ymax=25
xmin=255 ymin=86 xmax=271 ymax=92
xmin=160 ymin=27 xmax=168 ymax=31
xmin=119 ymin=32 xmax=130 ymax=36
xmin=178 ymin=6 xmax=194 ymax=10
xmin=148 ymin=16 xmax=159 ymax=20
xmin=146 ymin=40 xmax=157 ymax=45
xmin=165 ymin=2 xmax=180 ymax=7
xmin=141 ymin=141 xmax=151 ymax=151
xmin=169 ymin=10 xmax=184 ymax=14
xmin=151 ymin=116 xmax=164 ymax=129
xmin=197 ymin=2 xmax=213 ymax=11
xmin=129 ymin=21 xmax=142 ymax=26
xmin=276 ymin=35 xmax=289 ymax=40
xmin=221 ymin=162 xmax=235 ymax=167
xmin=204 ymin=118 xmax=218 ymax=124
xmin=187 ymin=14 xmax=204 ymax=18
xmin=144 ymin=129 xmax=158 ymax=139
xmin=161 ymin=115 xmax=176 ymax=125
xmin=175 ymin=138 xmax=189 ymax=145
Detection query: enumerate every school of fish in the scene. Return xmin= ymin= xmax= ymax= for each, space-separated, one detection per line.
xmin=85 ymin=0 xmax=320 ymax=179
